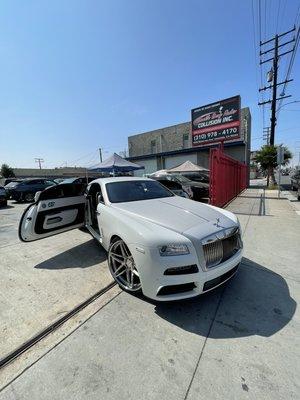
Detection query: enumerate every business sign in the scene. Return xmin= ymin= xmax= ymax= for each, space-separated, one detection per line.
xmin=191 ymin=95 xmax=241 ymax=146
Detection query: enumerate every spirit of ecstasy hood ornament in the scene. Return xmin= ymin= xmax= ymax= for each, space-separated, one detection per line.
xmin=214 ymin=217 xmax=220 ymax=227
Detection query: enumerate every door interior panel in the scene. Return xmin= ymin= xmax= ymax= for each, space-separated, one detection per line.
xmin=19 ymin=183 xmax=87 ymax=242
xmin=43 ymin=208 xmax=78 ymax=230
xmin=35 ymin=203 xmax=85 ymax=234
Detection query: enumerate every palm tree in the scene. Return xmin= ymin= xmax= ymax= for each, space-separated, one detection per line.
xmin=254 ymin=145 xmax=292 ymax=186
xmin=0 ymin=163 xmax=15 ymax=178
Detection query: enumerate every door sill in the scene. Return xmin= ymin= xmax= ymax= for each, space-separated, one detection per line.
xmin=86 ymin=224 xmax=102 ymax=243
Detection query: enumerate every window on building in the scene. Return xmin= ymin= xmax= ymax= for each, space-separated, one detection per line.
xmin=151 ymin=140 xmax=156 ymax=154
xmin=183 ymin=133 xmax=189 ymax=149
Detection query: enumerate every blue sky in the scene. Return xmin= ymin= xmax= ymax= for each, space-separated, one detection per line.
xmin=0 ymin=0 xmax=299 ymax=168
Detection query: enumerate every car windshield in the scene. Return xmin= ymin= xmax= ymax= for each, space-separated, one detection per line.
xmin=106 ymin=180 xmax=174 ymax=203
xmin=170 ymin=174 xmax=191 ymax=184
xmin=61 ymin=178 xmax=77 ymax=184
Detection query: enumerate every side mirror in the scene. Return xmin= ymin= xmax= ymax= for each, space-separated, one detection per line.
xmin=34 ymin=191 xmax=41 ymax=203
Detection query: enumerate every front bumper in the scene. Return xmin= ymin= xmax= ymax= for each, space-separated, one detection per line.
xmin=130 ymin=243 xmax=243 ymax=301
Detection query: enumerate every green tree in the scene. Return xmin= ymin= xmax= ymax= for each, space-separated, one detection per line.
xmin=254 ymin=145 xmax=292 ymax=186
xmin=0 ymin=163 xmax=15 ymax=178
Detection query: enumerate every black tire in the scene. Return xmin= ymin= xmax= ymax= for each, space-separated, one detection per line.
xmin=14 ymin=194 xmax=23 ymax=203
xmin=24 ymin=192 xmax=35 ymax=202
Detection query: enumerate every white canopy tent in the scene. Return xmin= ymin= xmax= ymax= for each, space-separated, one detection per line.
xmin=167 ymin=160 xmax=209 ymax=173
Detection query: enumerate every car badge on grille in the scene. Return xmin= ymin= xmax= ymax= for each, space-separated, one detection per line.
xmin=216 ymin=231 xmax=225 ymax=240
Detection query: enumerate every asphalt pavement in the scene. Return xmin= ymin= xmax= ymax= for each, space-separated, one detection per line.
xmin=0 ymin=201 xmax=113 ymax=362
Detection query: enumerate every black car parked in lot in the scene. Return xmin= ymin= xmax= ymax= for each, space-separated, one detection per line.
xmin=151 ymin=177 xmax=189 ymax=198
xmin=152 ymin=173 xmax=209 ymax=200
xmin=61 ymin=177 xmax=96 ymax=185
xmin=291 ymin=172 xmax=300 ymax=191
xmin=5 ymin=178 xmax=57 ymax=202
xmin=2 ymin=178 xmax=23 ymax=186
xmin=0 ymin=185 xmax=8 ymax=207
xmin=181 ymin=171 xmax=210 ymax=184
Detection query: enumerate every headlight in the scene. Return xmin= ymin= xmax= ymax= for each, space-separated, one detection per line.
xmin=159 ymin=244 xmax=190 ymax=256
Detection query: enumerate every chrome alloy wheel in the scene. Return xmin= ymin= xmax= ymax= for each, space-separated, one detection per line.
xmin=108 ymin=239 xmax=141 ymax=292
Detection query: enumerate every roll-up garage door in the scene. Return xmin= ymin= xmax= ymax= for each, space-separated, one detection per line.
xmin=164 ymin=154 xmax=197 ymax=170
xmin=133 ymin=158 xmax=158 ymax=176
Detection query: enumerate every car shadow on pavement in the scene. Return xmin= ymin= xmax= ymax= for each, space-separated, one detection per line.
xmin=154 ymin=257 xmax=296 ymax=339
xmin=35 ymin=239 xmax=107 ymax=270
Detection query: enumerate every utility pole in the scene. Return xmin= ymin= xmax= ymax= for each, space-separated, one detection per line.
xmin=34 ymin=158 xmax=44 ymax=169
xmin=270 ymin=35 xmax=278 ymax=146
xmin=99 ymin=148 xmax=103 ymax=163
xmin=258 ymin=26 xmax=296 ymax=145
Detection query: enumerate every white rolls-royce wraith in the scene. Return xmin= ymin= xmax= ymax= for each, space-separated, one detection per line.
xmin=19 ymin=177 xmax=243 ymax=301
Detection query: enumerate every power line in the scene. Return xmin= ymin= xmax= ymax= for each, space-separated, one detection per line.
xmin=296 ymin=2 xmax=300 ymax=26
xmin=276 ymin=0 xmax=281 ymax=33
xmin=279 ymin=109 xmax=300 ymax=112
xmin=258 ymin=0 xmax=267 ymax=129
xmin=277 ymin=1 xmax=300 ymax=115
xmin=259 ymin=0 xmax=262 ymax=42
xmin=263 ymin=127 xmax=271 ymax=145
xmin=278 ymin=0 xmax=287 ymax=32
xmin=252 ymin=0 xmax=266 ymax=134
xmin=277 ymin=25 xmax=300 ymax=118
xmin=68 ymin=151 xmax=97 ymax=165
xmin=264 ymin=0 xmax=267 ymax=40
xmin=258 ymin=26 xmax=296 ymax=145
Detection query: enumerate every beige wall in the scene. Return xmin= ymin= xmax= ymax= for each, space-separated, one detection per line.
xmin=128 ymin=122 xmax=191 ymax=158
xmin=12 ymin=167 xmax=100 ymax=178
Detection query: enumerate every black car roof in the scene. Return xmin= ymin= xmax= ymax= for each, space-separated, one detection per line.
xmin=22 ymin=177 xmax=55 ymax=181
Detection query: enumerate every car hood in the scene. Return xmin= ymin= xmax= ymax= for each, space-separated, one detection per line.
xmin=112 ymin=196 xmax=236 ymax=234
xmin=4 ymin=183 xmax=19 ymax=189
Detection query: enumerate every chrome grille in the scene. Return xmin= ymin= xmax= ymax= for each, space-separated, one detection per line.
xmin=203 ymin=230 xmax=242 ymax=269
xmin=203 ymin=240 xmax=223 ymax=268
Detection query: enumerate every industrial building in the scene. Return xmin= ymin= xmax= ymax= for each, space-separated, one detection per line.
xmin=127 ymin=101 xmax=251 ymax=177
xmin=11 ymin=167 xmax=100 ymax=179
